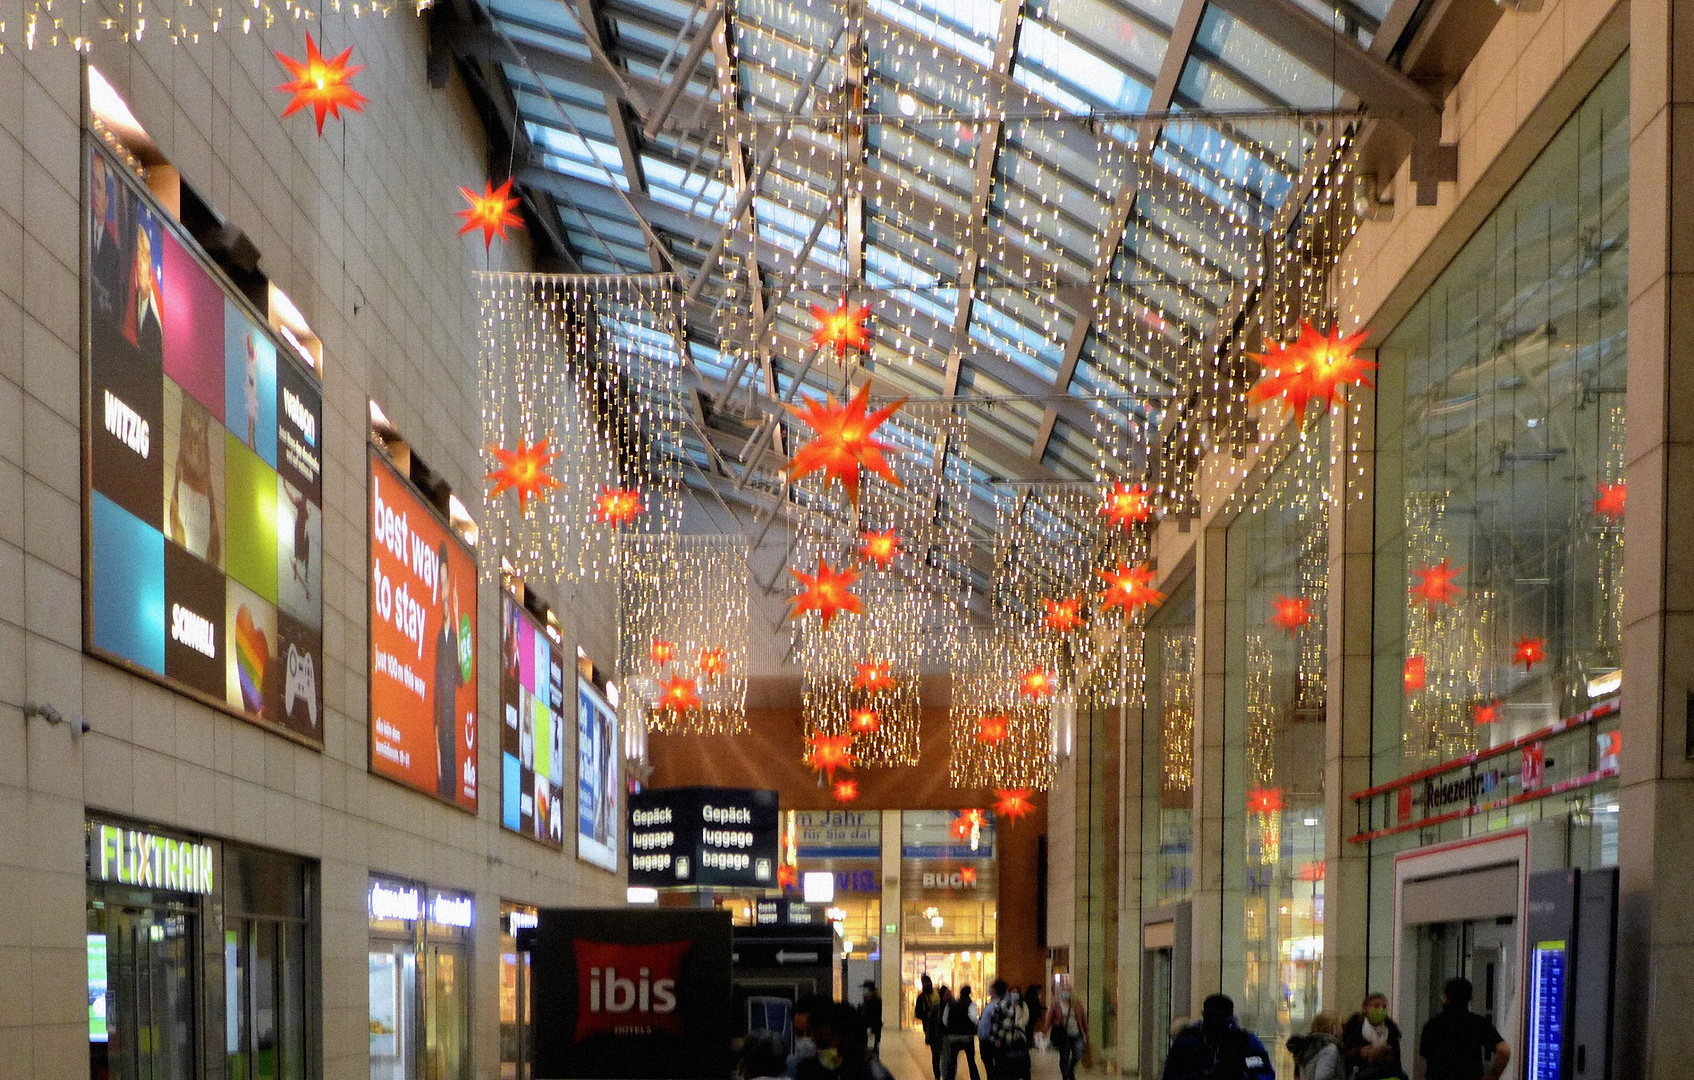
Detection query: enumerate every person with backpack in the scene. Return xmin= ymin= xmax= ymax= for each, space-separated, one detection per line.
xmin=1045 ymin=985 xmax=1089 ymax=1080
xmin=942 ymin=986 xmax=983 ymax=1080
xmin=1161 ymin=994 xmax=1275 ymax=1080
xmin=916 ymin=976 xmax=944 ymax=1080
xmin=986 ymin=981 xmax=1031 ymax=1080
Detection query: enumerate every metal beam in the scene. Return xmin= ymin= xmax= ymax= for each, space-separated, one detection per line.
xmin=643 ymin=0 xmax=726 ymax=138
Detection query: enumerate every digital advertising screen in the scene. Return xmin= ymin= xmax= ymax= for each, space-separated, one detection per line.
xmin=368 ymin=449 xmax=478 ymax=811
xmin=83 ymin=139 xmax=324 ymax=745
xmin=501 ymin=593 xmax=568 ymax=848
xmin=577 ymin=677 xmax=621 ymax=872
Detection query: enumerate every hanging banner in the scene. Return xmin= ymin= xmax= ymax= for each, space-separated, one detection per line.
xmin=368 ymin=449 xmax=478 ymax=811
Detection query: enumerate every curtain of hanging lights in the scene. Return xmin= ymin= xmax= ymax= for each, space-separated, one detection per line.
xmin=948 ymin=624 xmax=1059 ymax=792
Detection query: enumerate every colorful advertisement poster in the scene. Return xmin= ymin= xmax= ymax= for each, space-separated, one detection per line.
xmin=83 ymin=140 xmax=324 ymax=745
xmin=501 ymin=593 xmax=567 ymax=848
xmin=577 ymin=678 xmax=620 ymax=872
xmin=368 ymin=450 xmax=478 ymax=811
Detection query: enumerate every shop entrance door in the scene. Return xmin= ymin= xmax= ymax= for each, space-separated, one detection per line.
xmin=1139 ymin=903 xmax=1190 ymax=1080
xmin=88 ymin=904 xmax=199 ymax=1080
xmin=425 ymin=941 xmax=470 ymax=1080
xmin=369 ymin=942 xmax=418 ymax=1080
xmin=1410 ymin=917 xmax=1517 ymax=1044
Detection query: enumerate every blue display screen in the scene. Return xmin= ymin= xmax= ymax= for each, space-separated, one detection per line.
xmin=1526 ymin=941 xmax=1567 ymax=1080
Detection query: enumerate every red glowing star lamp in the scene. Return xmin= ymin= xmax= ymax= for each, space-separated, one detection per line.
xmin=1513 ymin=635 xmax=1547 ymax=672
xmin=1019 ymin=668 xmax=1054 ymax=699
xmin=788 ymin=558 xmax=864 ymax=629
xmin=853 ymin=659 xmax=895 ymax=691
xmin=994 ymin=788 xmax=1034 ymax=822
xmin=649 ymin=639 xmax=676 ymax=667
xmin=1410 ymin=560 xmax=1465 ymax=610
xmin=777 ymin=864 xmax=798 ymax=890
xmin=658 ymin=674 xmax=701 ymax=713
xmin=1099 ymin=561 xmax=1165 ymax=615
xmin=810 ymin=302 xmax=871 ymax=354
xmin=805 ymin=731 xmax=857 ymax=782
xmin=1269 ymin=594 xmax=1313 ymax=636
xmin=457 ymin=178 xmax=524 ymax=250
xmin=696 ymin=646 xmax=726 ymax=681
xmin=591 ymin=486 xmax=645 ymax=525
xmin=1596 ymin=482 xmax=1627 ymax=520
xmin=959 ymin=866 xmax=978 ymax=885
xmin=1403 ymin=655 xmax=1427 ymax=695
xmin=1100 ymin=480 xmax=1154 ymax=530
xmin=783 ymin=383 xmax=906 ymax=505
xmin=1472 ymin=700 xmax=1502 ymax=725
xmin=832 ymin=779 xmax=861 ymax=804
xmin=1246 ymin=785 xmax=1286 ymax=815
xmin=859 ymin=529 xmax=901 ymax=568
xmin=974 ymin=714 xmax=1010 ymax=744
xmin=950 ymin=814 xmax=974 ymax=842
xmin=1247 ymin=322 xmax=1376 ymax=420
xmin=274 ymin=33 xmax=368 ymax=136
xmin=851 ymin=707 xmax=882 ymax=734
xmin=1042 ymin=596 xmax=1083 ymax=633
xmin=485 ymin=437 xmax=561 ymax=515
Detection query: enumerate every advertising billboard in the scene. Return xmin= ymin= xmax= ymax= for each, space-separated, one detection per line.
xmin=83 ymin=139 xmax=324 ymax=744
xmin=577 ymin=677 xmax=620 ymax=872
xmin=627 ymin=787 xmax=779 ymax=889
xmin=501 ymin=592 xmax=568 ymax=847
xmin=368 ymin=449 xmax=478 ymax=811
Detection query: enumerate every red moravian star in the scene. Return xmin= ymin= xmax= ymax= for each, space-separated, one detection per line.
xmin=1513 ymin=635 xmax=1547 ymax=672
xmin=1100 ymin=480 xmax=1154 ymax=530
xmin=788 ymin=558 xmax=864 ymax=629
xmin=783 ymin=383 xmax=906 ymax=505
xmin=1099 ymin=561 xmax=1165 ymax=615
xmin=777 ymin=864 xmax=798 ymax=890
xmin=958 ymin=866 xmax=978 ymax=885
xmin=1042 ymin=596 xmax=1084 ymax=633
xmin=853 ymin=659 xmax=895 ymax=691
xmin=851 ymin=707 xmax=882 ymax=734
xmin=1403 ymin=655 xmax=1426 ymax=695
xmin=810 ymin=302 xmax=872 ymax=354
xmin=485 ymin=437 xmax=561 ymax=515
xmin=658 ymin=674 xmax=701 ymax=713
xmin=457 ymin=178 xmax=524 ymax=250
xmin=649 ymin=639 xmax=676 ymax=667
xmin=1472 ymin=700 xmax=1502 ymax=725
xmin=950 ymin=813 xmax=976 ymax=842
xmin=1409 ymin=560 xmax=1465 ymax=610
xmin=832 ymin=779 xmax=860 ymax=803
xmin=274 ymin=33 xmax=368 ymax=135
xmin=1596 ymin=482 xmax=1627 ymax=520
xmin=804 ymin=731 xmax=857 ymax=782
xmin=1269 ymin=594 xmax=1313 ymax=635
xmin=592 ymin=486 xmax=645 ymax=525
xmin=1247 ymin=322 xmax=1376 ymax=420
xmin=696 ymin=646 xmax=727 ymax=681
xmin=1019 ymin=668 xmax=1055 ymax=699
xmin=1246 ymin=785 xmax=1286 ymax=815
xmin=994 ymin=789 xmax=1034 ymax=823
xmin=859 ymin=530 xmax=901 ymax=568
xmin=974 ymin=714 xmax=1010 ymax=744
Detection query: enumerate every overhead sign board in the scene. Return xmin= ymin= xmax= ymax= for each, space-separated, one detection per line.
xmin=628 ymin=787 xmax=779 ymax=888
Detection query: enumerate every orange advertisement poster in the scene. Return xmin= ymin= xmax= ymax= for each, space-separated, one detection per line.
xmin=368 ymin=449 xmax=478 ymax=811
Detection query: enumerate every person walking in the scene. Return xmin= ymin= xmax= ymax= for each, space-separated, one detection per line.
xmin=1022 ymin=985 xmax=1044 ymax=1052
xmin=917 ymin=976 xmax=944 ymax=1080
xmin=797 ymin=1004 xmax=894 ymax=1080
xmin=1417 ymin=978 xmax=1509 ymax=1080
xmin=1160 ymin=994 xmax=1275 ymax=1080
xmin=943 ymin=986 xmax=983 ymax=1080
xmin=977 ymin=981 xmax=1004 ymax=1080
xmin=985 ymin=980 xmax=1031 ymax=1080
xmin=1342 ymin=992 xmax=1406 ymax=1080
xmin=859 ymin=981 xmax=884 ymax=1055
xmin=1287 ymin=1014 xmax=1343 ymax=1080
xmin=1045 ymin=985 xmax=1089 ymax=1080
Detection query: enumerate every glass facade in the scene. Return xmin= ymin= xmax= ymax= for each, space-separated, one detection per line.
xmin=1141 ymin=583 xmax=1196 ymax=910
xmin=901 ymin=810 xmax=998 ymax=1010
xmin=368 ymin=876 xmax=474 ymax=1080
xmin=1224 ymin=424 xmax=1331 ymax=1067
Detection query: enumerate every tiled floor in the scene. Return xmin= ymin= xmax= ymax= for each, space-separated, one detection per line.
xmin=879 ymin=1030 xmax=1110 ymax=1080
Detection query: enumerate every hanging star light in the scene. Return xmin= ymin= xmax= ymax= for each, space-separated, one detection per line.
xmin=1246 ymin=785 xmax=1286 ymax=815
xmin=1410 ymin=560 xmax=1465 ymax=610
xmin=1019 ymin=668 xmax=1054 ymax=699
xmin=1513 ymin=635 xmax=1547 ymax=672
xmin=783 ymin=383 xmax=906 ymax=505
xmin=658 ymin=673 xmax=701 ymax=713
xmin=974 ymin=714 xmax=1010 ymax=744
xmin=1596 ymin=482 xmax=1627 ymax=520
xmin=485 ymin=437 xmax=561 ymax=516
xmin=959 ymin=866 xmax=978 ymax=885
xmin=859 ymin=530 xmax=901 ymax=568
xmin=994 ymin=789 xmax=1034 ymax=823
xmin=776 ymin=864 xmax=798 ymax=891
xmin=788 ymin=558 xmax=864 ymax=629
xmin=696 ymin=646 xmax=726 ymax=681
xmin=832 ymin=779 xmax=860 ymax=803
xmin=810 ymin=302 xmax=871 ymax=354
xmin=591 ymin=486 xmax=645 ymax=525
xmin=1247 ymin=322 xmax=1376 ymax=420
xmin=850 ymin=707 xmax=882 ymax=734
xmin=1042 ymin=596 xmax=1084 ymax=633
xmin=649 ymin=639 xmax=676 ymax=667
xmin=457 ymin=178 xmax=524 ymax=250
xmin=274 ymin=33 xmax=368 ymax=136
xmin=1268 ymin=594 xmax=1313 ymax=636
xmin=1472 ymin=700 xmax=1502 ymax=725
xmin=1100 ymin=480 xmax=1154 ymax=530
xmin=853 ymin=660 xmax=895 ymax=691
xmin=1403 ymin=655 xmax=1426 ymax=695
xmin=1098 ymin=561 xmax=1165 ymax=616
xmin=804 ymin=731 xmax=856 ymax=782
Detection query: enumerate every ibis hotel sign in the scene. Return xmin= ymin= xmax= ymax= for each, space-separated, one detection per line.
xmin=87 ymin=822 xmax=215 ymax=895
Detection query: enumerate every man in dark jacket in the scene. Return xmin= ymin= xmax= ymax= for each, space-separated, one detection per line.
xmin=917 ymin=975 xmax=944 ymax=1079
xmin=1418 ymin=978 xmax=1509 ymax=1080
xmin=1161 ymin=994 xmax=1276 ymax=1080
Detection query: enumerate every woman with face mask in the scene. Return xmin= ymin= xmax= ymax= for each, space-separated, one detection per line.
xmin=1342 ymin=993 xmax=1406 ymax=1080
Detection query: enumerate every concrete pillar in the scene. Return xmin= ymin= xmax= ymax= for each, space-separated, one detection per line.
xmin=881 ymin=810 xmax=903 ymax=1031
xmin=1189 ymin=524 xmax=1230 ymax=1010
xmin=1119 ymin=695 xmax=1146 ymax=1078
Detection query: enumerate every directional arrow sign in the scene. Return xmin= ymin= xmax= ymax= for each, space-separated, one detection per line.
xmin=776 ymin=949 xmax=820 ymax=964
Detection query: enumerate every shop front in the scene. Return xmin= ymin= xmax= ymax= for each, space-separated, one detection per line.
xmin=791 ymin=809 xmax=883 ymax=987
xmin=900 ymin=811 xmax=997 ymax=1013
xmin=85 ymin=816 xmax=319 ymax=1080
xmin=499 ymin=902 xmax=538 ymax=1080
xmin=367 ymin=875 xmax=474 ymax=1080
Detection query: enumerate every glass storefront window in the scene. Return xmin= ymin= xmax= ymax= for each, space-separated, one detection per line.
xmin=1142 ymin=584 xmax=1196 ymax=909
xmin=501 ymin=903 xmax=537 ymax=1080
xmin=901 ymin=811 xmax=998 ymax=1013
xmin=225 ymin=845 xmax=314 ymax=1080
xmin=87 ymin=901 xmax=199 ymax=1080
xmin=1224 ymin=424 xmax=1331 ymax=1068
xmin=369 ymin=877 xmax=474 ymax=1080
